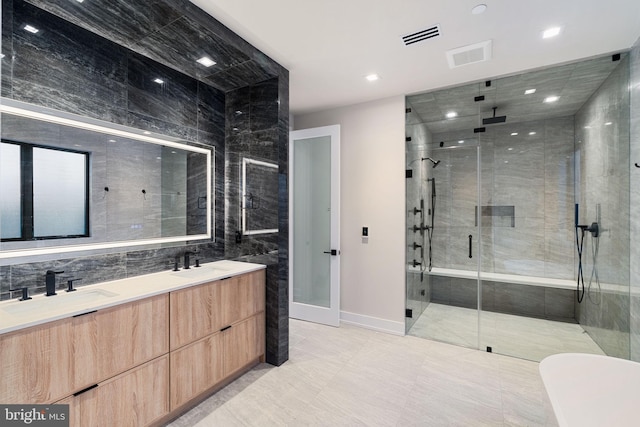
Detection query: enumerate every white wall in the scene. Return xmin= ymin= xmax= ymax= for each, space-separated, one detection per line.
xmin=294 ymin=96 xmax=406 ymax=334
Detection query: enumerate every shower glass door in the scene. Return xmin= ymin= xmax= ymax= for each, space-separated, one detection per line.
xmin=404 ymin=125 xmax=481 ymax=350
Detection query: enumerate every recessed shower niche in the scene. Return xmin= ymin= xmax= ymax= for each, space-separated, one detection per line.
xmin=405 ymin=53 xmax=631 ymax=361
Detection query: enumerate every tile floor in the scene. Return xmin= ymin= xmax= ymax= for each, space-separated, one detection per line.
xmin=168 ymin=319 xmax=558 ymax=426
xmin=408 ymin=303 xmax=605 ymax=361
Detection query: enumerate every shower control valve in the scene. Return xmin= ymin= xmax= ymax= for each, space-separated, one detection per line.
xmin=577 ymin=222 xmax=599 ymax=238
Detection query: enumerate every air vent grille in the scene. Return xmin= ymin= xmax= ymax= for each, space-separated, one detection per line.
xmin=446 ymin=40 xmax=492 ymax=68
xmin=402 ymin=25 xmax=441 ymax=46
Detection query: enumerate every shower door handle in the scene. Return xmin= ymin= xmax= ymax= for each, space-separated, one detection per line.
xmin=468 ymin=235 xmax=473 ymax=258
xmin=323 ymin=250 xmax=338 ymax=256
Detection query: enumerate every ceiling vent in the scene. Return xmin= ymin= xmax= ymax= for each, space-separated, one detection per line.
xmin=402 ymin=25 xmax=441 ymax=46
xmin=446 ymin=40 xmax=492 ymax=68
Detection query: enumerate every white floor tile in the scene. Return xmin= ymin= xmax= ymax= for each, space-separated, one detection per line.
xmin=168 ymin=318 xmax=559 ymax=427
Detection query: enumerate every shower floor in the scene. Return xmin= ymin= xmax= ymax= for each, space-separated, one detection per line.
xmin=408 ymin=303 xmax=605 ymax=362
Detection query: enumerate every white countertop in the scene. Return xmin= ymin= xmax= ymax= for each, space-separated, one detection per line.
xmin=0 ymin=260 xmax=265 ymax=335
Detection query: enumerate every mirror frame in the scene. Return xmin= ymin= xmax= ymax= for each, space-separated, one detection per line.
xmin=0 ymin=98 xmax=213 ymax=260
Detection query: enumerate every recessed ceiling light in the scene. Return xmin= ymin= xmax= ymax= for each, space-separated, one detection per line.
xmin=544 ymin=96 xmax=560 ymax=103
xmin=508 ymin=147 xmax=514 ymax=151
xmin=471 ymin=4 xmax=487 ymax=15
xmin=108 ymin=139 xmax=116 ymax=143
xmin=196 ymin=56 xmax=216 ymax=67
xmin=24 ymin=24 xmax=39 ymax=34
xmin=605 ymin=122 xmax=612 ymax=126
xmin=524 ymin=89 xmax=536 ymax=95
xmin=542 ymin=27 xmax=561 ymax=39
xmin=75 ymin=0 xmax=84 ymax=3
xmin=153 ymin=78 xmax=164 ymax=84
xmin=366 ymin=74 xmax=379 ymax=82
xmin=511 ymin=132 xmax=518 ymax=136
xmin=529 ymin=131 xmax=536 ymax=135
xmin=458 ymin=140 xmax=464 ymax=144
xmin=446 ymin=111 xmax=457 ymax=119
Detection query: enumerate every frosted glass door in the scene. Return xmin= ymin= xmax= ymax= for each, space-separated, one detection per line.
xmin=289 ymin=125 xmax=340 ymax=327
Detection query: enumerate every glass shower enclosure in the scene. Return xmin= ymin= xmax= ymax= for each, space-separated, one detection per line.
xmin=405 ymin=53 xmax=631 ymax=362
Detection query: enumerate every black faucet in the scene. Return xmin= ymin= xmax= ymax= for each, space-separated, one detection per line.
xmin=45 ymin=270 xmax=64 ymax=296
xmin=183 ymin=251 xmax=194 ymax=270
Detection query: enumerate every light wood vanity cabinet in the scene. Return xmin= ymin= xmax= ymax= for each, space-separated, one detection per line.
xmin=223 ymin=314 xmax=265 ymax=377
xmin=0 ymin=314 xmax=91 ymax=404
xmin=0 ymin=294 xmax=168 ymax=405
xmin=61 ymin=355 xmax=169 ymax=427
xmin=169 ymin=333 xmax=224 ymax=409
xmin=95 ymin=294 xmax=169 ymax=380
xmin=169 ymin=270 xmax=266 ymax=411
xmin=0 ymin=267 xmax=265 ymax=427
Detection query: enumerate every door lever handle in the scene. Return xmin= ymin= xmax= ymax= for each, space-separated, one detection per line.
xmin=323 ymin=250 xmax=338 ymax=256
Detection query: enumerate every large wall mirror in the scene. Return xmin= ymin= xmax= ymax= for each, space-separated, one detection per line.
xmin=0 ymin=99 xmax=213 ymax=260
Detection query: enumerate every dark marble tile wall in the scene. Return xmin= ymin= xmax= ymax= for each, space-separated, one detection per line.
xmin=575 ymin=56 xmax=631 ymax=359
xmin=1 ymin=0 xmax=289 ymax=366
xmin=0 ymin=0 xmax=224 ymax=300
xmin=431 ymin=276 xmax=576 ymax=322
xmin=22 ymin=0 xmax=277 ymax=92
xmin=274 ymin=71 xmax=290 ymax=366
xmin=223 ymin=77 xmax=289 ymax=366
xmin=224 ymin=78 xmax=280 ymax=260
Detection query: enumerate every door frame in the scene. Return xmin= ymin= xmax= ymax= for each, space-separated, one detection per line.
xmin=288 ymin=125 xmax=340 ymax=326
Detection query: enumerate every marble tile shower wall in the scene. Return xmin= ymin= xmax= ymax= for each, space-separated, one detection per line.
xmin=574 ymin=56 xmax=631 ymax=359
xmin=429 ymin=117 xmax=575 ymax=278
xmin=630 ymin=39 xmax=640 ymax=362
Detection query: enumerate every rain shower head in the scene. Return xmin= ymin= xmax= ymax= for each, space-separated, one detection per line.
xmin=422 ymin=157 xmax=441 ymax=168
xmin=482 ymin=106 xmax=507 ymax=125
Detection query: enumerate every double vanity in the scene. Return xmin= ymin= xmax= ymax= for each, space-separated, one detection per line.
xmin=0 ymin=260 xmax=266 ymax=427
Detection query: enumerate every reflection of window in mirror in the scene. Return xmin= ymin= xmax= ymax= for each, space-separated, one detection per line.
xmin=1 ymin=141 xmax=89 ymax=241
xmin=241 ymin=158 xmax=278 ymax=235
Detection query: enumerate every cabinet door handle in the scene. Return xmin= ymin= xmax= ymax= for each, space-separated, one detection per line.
xmin=73 ymin=384 xmax=98 ymax=396
xmin=220 ymin=325 xmax=232 ymax=332
xmin=72 ymin=310 xmax=97 ymax=318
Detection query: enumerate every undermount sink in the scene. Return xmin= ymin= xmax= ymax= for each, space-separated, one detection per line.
xmin=170 ymin=265 xmax=230 ymax=279
xmin=2 ymin=288 xmax=119 ymax=316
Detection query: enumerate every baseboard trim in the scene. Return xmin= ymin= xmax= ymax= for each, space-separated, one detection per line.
xmin=340 ymin=311 xmax=405 ymax=336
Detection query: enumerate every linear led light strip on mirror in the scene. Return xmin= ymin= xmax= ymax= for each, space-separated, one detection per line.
xmin=0 ymin=98 xmax=213 ymax=260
